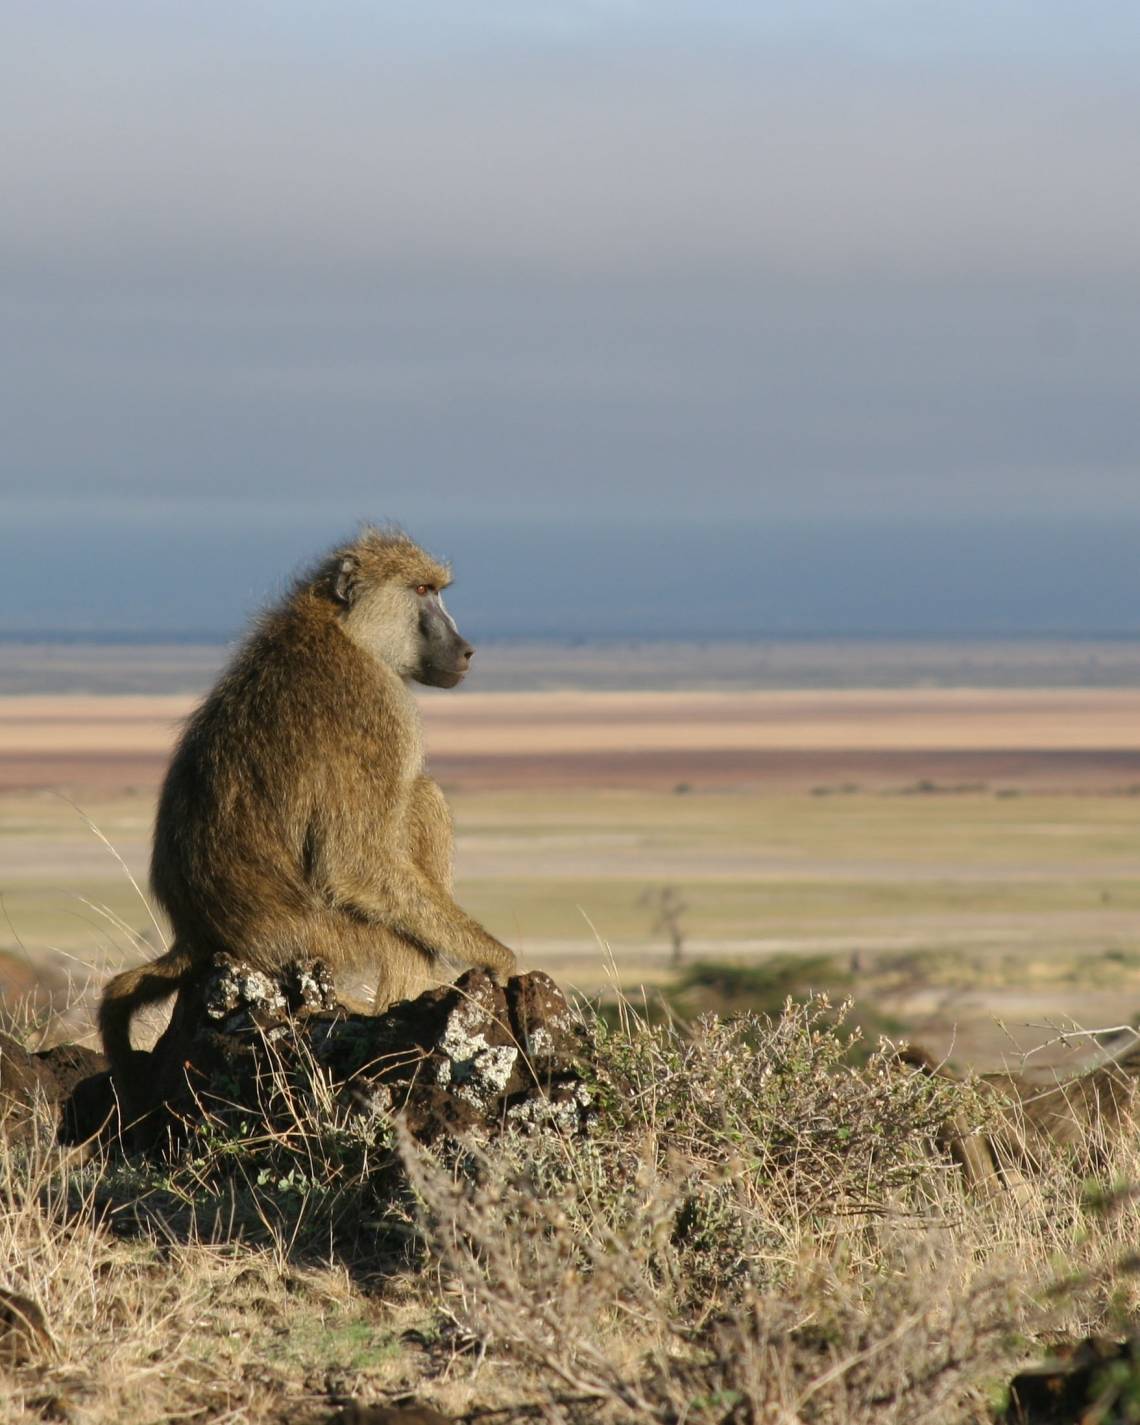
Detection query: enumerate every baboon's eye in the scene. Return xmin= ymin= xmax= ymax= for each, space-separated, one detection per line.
xmin=415 ymin=583 xmax=435 ymax=596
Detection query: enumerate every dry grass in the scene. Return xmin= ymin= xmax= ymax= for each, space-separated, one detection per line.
xmin=399 ymin=999 xmax=1140 ymax=1423
xmin=3 ymin=994 xmax=1140 ymax=1423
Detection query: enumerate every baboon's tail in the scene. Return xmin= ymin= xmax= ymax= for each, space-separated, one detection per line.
xmin=98 ymin=941 xmax=194 ymax=1072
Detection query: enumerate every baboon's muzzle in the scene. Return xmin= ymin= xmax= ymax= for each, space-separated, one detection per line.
xmin=416 ymin=594 xmax=474 ymax=688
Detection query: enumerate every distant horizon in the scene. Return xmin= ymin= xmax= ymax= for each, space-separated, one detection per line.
xmin=9 ymin=631 xmax=1140 ymax=696
xmin=8 ymin=629 xmax=1140 ymax=647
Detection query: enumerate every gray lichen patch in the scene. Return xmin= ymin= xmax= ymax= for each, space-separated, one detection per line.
xmin=290 ymin=959 xmax=339 ymax=1013
xmin=204 ymin=963 xmax=290 ymax=1023
xmin=450 ymin=1044 xmax=521 ymax=1109
xmin=506 ymin=1081 xmax=593 ymax=1135
xmin=524 ymin=1026 xmax=556 ymax=1063
xmin=435 ymin=996 xmax=504 ymax=1087
xmin=473 ymin=1045 xmax=518 ymax=1093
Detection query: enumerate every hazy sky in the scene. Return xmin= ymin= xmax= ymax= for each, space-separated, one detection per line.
xmin=3 ymin=3 xmax=1140 ymax=634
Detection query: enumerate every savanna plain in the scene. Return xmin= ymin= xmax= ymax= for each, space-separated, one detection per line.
xmin=3 ymin=640 xmax=1140 ymax=1423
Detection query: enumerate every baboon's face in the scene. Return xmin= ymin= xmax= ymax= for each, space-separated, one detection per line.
xmin=331 ymin=536 xmax=471 ymax=685
xmin=411 ymin=584 xmax=475 ymax=688
xmin=340 ymin=575 xmax=474 ymax=686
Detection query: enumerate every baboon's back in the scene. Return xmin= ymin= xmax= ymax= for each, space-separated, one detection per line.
xmin=150 ymin=600 xmax=395 ymax=956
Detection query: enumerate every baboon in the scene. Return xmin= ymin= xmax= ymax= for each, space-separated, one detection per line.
xmin=99 ymin=526 xmax=517 ymax=1118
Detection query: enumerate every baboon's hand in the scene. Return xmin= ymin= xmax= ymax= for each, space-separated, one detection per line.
xmin=484 ymin=945 xmax=518 ymax=984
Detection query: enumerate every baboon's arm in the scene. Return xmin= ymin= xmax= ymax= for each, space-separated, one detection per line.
xmin=324 ymin=850 xmax=516 ymax=977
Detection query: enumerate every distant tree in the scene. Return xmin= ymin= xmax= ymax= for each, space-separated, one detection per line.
xmin=639 ymin=884 xmax=689 ymax=967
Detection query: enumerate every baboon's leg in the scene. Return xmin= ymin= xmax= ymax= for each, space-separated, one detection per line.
xmin=390 ymin=773 xmax=516 ymax=979
xmin=230 ymin=911 xmax=433 ymax=1016
xmin=320 ymin=782 xmax=516 ymax=991
xmin=370 ymin=927 xmax=440 ymax=1012
xmin=369 ymin=777 xmax=455 ymax=1011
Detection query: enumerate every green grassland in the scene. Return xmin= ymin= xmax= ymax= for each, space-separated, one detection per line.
xmin=452 ymin=787 xmax=1140 ymax=957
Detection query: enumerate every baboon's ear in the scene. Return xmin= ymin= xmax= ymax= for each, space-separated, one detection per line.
xmin=333 ymin=556 xmax=359 ymax=605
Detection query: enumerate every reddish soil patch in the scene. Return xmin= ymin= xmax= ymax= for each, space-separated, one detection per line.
xmin=0 ymin=752 xmax=169 ymax=794
xmin=6 ymin=746 xmax=1140 ymax=795
xmin=5 ymin=691 xmax=1140 ymax=794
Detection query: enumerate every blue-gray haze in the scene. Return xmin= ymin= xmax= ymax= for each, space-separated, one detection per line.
xmin=2 ymin=3 xmax=1139 ymax=637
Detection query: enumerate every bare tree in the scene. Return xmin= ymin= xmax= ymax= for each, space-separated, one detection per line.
xmin=639 ymin=885 xmax=689 ymax=967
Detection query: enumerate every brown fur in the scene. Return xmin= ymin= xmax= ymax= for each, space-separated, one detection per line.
xmin=99 ymin=527 xmax=516 ymax=1125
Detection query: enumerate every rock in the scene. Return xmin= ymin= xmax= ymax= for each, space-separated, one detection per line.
xmin=318 ymin=967 xmax=592 ymax=1145
xmin=507 ymin=971 xmax=577 ymax=1068
xmin=36 ymin=1042 xmax=107 ymax=1100
xmin=1007 ymin=1336 xmax=1140 ymax=1422
xmin=0 ymin=1033 xmax=56 ymax=1140
xmin=57 ymin=957 xmax=593 ymax=1155
xmin=39 ymin=1043 xmax=112 ymax=1148
xmin=25 ymin=1393 xmax=73 ymax=1423
xmin=0 ymin=1287 xmax=52 ymax=1366
xmin=0 ymin=1033 xmax=107 ymax=1144
xmin=0 ymin=950 xmax=66 ymax=1023
xmin=199 ymin=955 xmax=340 ymax=1029
xmin=329 ymin=1405 xmax=451 ymax=1425
xmin=57 ymin=1069 xmax=116 ymax=1147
